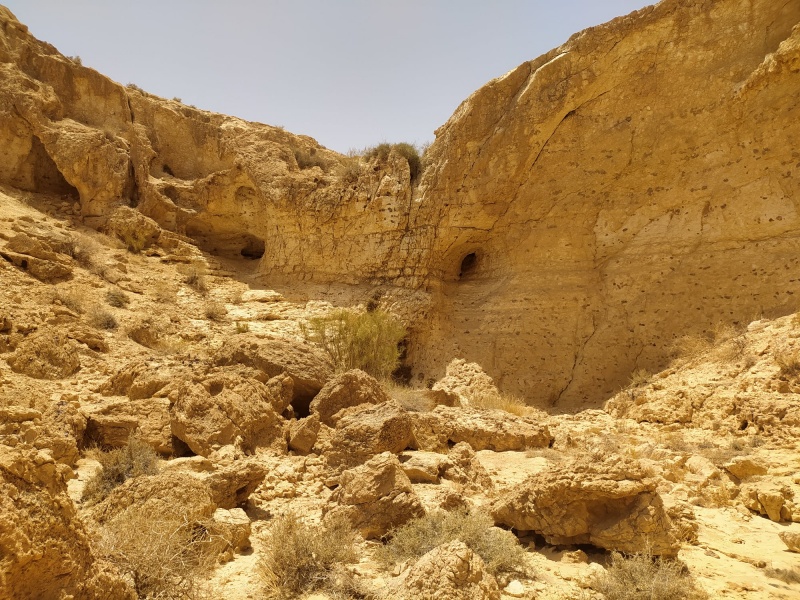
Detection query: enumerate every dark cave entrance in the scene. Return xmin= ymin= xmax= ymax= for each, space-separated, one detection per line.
xmin=459 ymin=252 xmax=478 ymax=279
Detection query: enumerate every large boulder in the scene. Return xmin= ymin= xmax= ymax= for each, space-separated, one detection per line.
xmin=7 ymin=330 xmax=81 ymax=379
xmin=203 ymin=459 xmax=268 ymax=509
xmin=287 ymin=414 xmax=320 ymax=454
xmin=97 ymin=360 xmax=174 ymax=399
xmin=324 ymin=400 xmax=414 ymax=470
xmin=1 ymin=233 xmax=73 ymax=282
xmin=491 ymin=457 xmax=678 ymax=556
xmin=105 ymin=206 xmax=162 ymax=252
xmin=430 ymin=359 xmax=502 ymax=407
xmin=740 ymin=481 xmax=799 ymax=523
xmin=415 ymin=406 xmax=552 ymax=452
xmin=214 ymin=334 xmax=333 ymax=412
xmin=0 ymin=442 xmax=135 ymax=600
xmin=309 ymin=369 xmax=391 ymax=426
xmin=168 ymin=368 xmax=290 ymax=456
xmin=0 ymin=402 xmax=83 ymax=466
xmin=81 ymin=397 xmax=172 ymax=454
xmin=323 ymin=452 xmax=425 ymax=539
xmin=400 ymin=541 xmax=501 ymax=600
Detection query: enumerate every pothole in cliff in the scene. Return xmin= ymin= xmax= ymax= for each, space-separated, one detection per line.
xmin=28 ymin=136 xmax=79 ymax=199
xmin=459 ymin=252 xmax=478 ymax=279
xmin=241 ymin=236 xmax=265 ymax=260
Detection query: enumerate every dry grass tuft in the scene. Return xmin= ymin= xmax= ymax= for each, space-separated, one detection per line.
xmin=258 ymin=512 xmax=362 ymax=599
xmin=765 ymin=566 xmax=800 ymax=584
xmin=53 ymin=288 xmax=87 ymax=314
xmin=82 ymin=433 xmax=159 ymax=504
xmin=469 ymin=391 xmax=532 ymax=417
xmin=235 ymin=321 xmax=250 ymax=334
xmin=98 ymin=505 xmax=218 ymax=600
xmin=594 ymin=551 xmax=707 ymax=600
xmin=672 ymin=322 xmax=746 ymax=364
xmin=204 ymin=301 xmax=227 ymax=321
xmin=88 ymin=305 xmax=118 ymax=330
xmin=776 ymin=350 xmax=800 ymax=379
xmin=105 ymin=288 xmax=130 ymax=308
xmin=377 ymin=509 xmax=528 ymax=577
xmin=184 ymin=264 xmax=209 ymax=294
xmin=302 ymin=309 xmax=406 ymax=380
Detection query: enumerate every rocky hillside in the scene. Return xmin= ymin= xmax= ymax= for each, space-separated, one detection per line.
xmin=1 ymin=1 xmax=800 ymax=598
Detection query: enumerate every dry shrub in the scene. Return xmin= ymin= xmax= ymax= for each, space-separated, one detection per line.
xmin=294 ymin=148 xmax=328 ymax=171
xmin=302 ymin=309 xmax=405 ymax=379
xmin=82 ymin=433 xmax=159 ymax=504
xmin=385 ymin=381 xmax=435 ymax=413
xmin=776 ymin=350 xmax=800 ymax=379
xmin=98 ymin=505 xmax=217 ymax=600
xmin=88 ymin=305 xmax=118 ymax=330
xmin=363 ymin=142 xmax=423 ymax=182
xmin=258 ymin=513 xmax=361 ymax=599
xmin=377 ymin=509 xmax=528 ymax=577
xmin=235 ymin=321 xmax=250 ymax=334
xmin=54 ymin=288 xmax=86 ymax=314
xmin=672 ymin=323 xmax=746 ymax=364
xmin=106 ymin=288 xmax=130 ymax=308
xmin=184 ymin=264 xmax=208 ymax=294
xmin=204 ymin=301 xmax=227 ymax=321
xmin=594 ymin=551 xmax=707 ymax=600
xmin=765 ymin=566 xmax=800 ymax=584
xmin=337 ymin=157 xmax=363 ymax=183
xmin=470 ymin=391 xmax=531 ymax=417
xmin=69 ymin=231 xmax=105 ymax=270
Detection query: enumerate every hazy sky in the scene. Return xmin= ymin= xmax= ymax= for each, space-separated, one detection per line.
xmin=4 ymin=1 xmax=652 ymax=153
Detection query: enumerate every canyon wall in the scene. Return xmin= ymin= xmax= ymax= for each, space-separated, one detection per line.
xmin=1 ymin=0 xmax=799 ymax=408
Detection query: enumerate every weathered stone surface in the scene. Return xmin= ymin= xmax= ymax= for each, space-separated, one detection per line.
xmin=0 ymin=442 xmax=135 ymax=599
xmin=7 ymin=330 xmax=80 ymax=379
xmin=724 ymin=457 xmax=769 ymax=480
xmin=443 ymin=442 xmax=494 ymax=492
xmin=288 ymin=414 xmax=320 ymax=454
xmin=168 ymin=368 xmax=288 ymax=456
xmin=0 ymin=401 xmax=83 ymax=467
xmin=309 ymin=369 xmax=391 ymax=426
xmin=325 ymin=400 xmax=414 ymax=470
xmin=97 ymin=360 xmax=173 ymax=399
xmin=779 ymin=531 xmax=800 ymax=553
xmin=400 ymin=541 xmax=501 ymax=600
xmin=431 ymin=359 xmax=501 ymax=407
xmin=105 ymin=206 xmax=162 ymax=251
xmin=81 ymin=397 xmax=172 ymax=454
xmin=208 ymin=507 xmax=251 ymax=558
xmin=203 ymin=459 xmax=268 ymax=509
xmin=1 ymin=235 xmax=73 ymax=282
xmin=323 ymin=452 xmax=425 ymax=539
xmin=399 ymin=451 xmax=451 ymax=484
xmin=214 ymin=335 xmax=333 ymax=408
xmin=432 ymin=406 xmax=552 ymax=452
xmin=741 ymin=481 xmax=798 ymax=523
xmin=492 ymin=457 xmax=678 ymax=556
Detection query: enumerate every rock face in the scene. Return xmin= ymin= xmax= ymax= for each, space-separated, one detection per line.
xmin=400 ymin=541 xmax=501 ymax=600
xmin=323 ymin=452 xmax=425 ymax=539
xmin=0 ymin=442 xmax=135 ymax=600
xmin=309 ymin=369 xmax=391 ymax=426
xmin=6 ymin=330 xmax=81 ymax=379
xmin=492 ymin=457 xmax=678 ymax=556
xmin=1 ymin=2 xmax=799 ymax=407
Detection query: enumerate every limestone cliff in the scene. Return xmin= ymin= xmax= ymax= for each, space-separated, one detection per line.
xmin=1 ymin=0 xmax=799 ymax=408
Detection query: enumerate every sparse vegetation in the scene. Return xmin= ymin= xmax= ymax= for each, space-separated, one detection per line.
xmin=98 ymin=505 xmax=217 ymax=600
xmin=258 ymin=513 xmax=361 ymax=599
xmin=69 ymin=232 xmax=106 ymax=270
xmin=765 ymin=566 xmax=800 ymax=584
xmin=302 ymin=308 xmax=406 ymax=379
xmin=672 ymin=322 xmax=746 ymax=364
xmin=469 ymin=391 xmax=532 ymax=417
xmin=105 ymin=288 xmax=130 ymax=308
xmin=54 ymin=288 xmax=86 ymax=314
xmin=204 ymin=301 xmax=227 ymax=321
xmin=235 ymin=321 xmax=250 ymax=333
xmin=776 ymin=350 xmax=800 ymax=379
xmin=378 ymin=509 xmax=528 ymax=577
xmin=184 ymin=264 xmax=209 ymax=294
xmin=363 ymin=142 xmax=424 ymax=182
xmin=294 ymin=148 xmax=327 ymax=171
xmin=593 ymin=551 xmax=707 ymax=600
xmin=337 ymin=156 xmax=363 ymax=183
xmin=82 ymin=433 xmax=159 ymax=505
xmin=88 ymin=305 xmax=118 ymax=330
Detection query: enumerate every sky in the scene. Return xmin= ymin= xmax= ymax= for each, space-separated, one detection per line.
xmin=4 ymin=1 xmax=653 ymax=154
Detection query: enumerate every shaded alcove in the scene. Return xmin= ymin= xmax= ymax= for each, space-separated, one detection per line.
xmin=459 ymin=251 xmax=478 ymax=279
xmin=29 ymin=136 xmax=80 ymax=198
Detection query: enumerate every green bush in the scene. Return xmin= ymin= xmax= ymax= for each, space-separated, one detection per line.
xmin=258 ymin=513 xmax=360 ymax=599
xmin=302 ymin=308 xmax=405 ymax=379
xmin=364 ymin=142 xmax=423 ymax=182
xmin=82 ymin=433 xmax=159 ymax=504
xmin=377 ymin=509 xmax=528 ymax=577
xmin=594 ymin=551 xmax=707 ymax=600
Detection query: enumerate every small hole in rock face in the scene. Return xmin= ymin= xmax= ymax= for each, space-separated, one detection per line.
xmin=739 ymin=420 xmax=749 ymax=431
xmin=209 ymin=382 xmax=224 ymax=396
xmin=459 ymin=252 xmax=478 ymax=278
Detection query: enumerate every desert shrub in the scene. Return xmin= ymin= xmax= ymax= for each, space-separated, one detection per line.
xmin=235 ymin=321 xmax=250 ymax=334
xmin=183 ymin=264 xmax=208 ymax=294
xmin=765 ymin=566 xmax=800 ymax=584
xmin=82 ymin=433 xmax=159 ymax=504
xmin=294 ymin=148 xmax=327 ymax=171
xmin=302 ymin=309 xmax=405 ymax=379
xmin=54 ymin=288 xmax=86 ymax=314
xmin=98 ymin=505 xmax=217 ymax=600
xmin=470 ymin=391 xmax=531 ymax=417
xmin=69 ymin=232 xmax=106 ymax=270
xmin=88 ymin=306 xmax=118 ymax=330
xmin=593 ymin=551 xmax=707 ymax=600
xmin=377 ymin=509 xmax=528 ymax=577
xmin=776 ymin=350 xmax=800 ymax=378
xmin=258 ymin=513 xmax=359 ymax=599
xmin=364 ymin=142 xmax=423 ymax=182
xmin=105 ymin=288 xmax=130 ymax=308
xmin=672 ymin=322 xmax=746 ymax=364
xmin=204 ymin=301 xmax=227 ymax=321
xmin=337 ymin=156 xmax=363 ymax=183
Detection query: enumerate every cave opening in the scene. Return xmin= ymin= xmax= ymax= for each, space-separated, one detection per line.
xmin=29 ymin=136 xmax=80 ymax=198
xmin=240 ymin=236 xmax=265 ymax=260
xmin=459 ymin=252 xmax=478 ymax=279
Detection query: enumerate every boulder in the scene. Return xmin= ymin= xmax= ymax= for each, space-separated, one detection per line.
xmin=431 ymin=406 xmax=552 ymax=451
xmin=443 ymin=442 xmax=494 ymax=492
xmin=105 ymin=206 xmax=162 ymax=252
xmin=400 ymin=541 xmax=501 ymax=600
xmin=309 ymin=369 xmax=391 ymax=426
xmin=325 ymin=401 xmax=413 ymax=470
xmin=431 ymin=359 xmax=502 ymax=407
xmin=0 ymin=403 xmax=83 ymax=467
xmin=288 ymin=414 xmax=320 ymax=454
xmin=214 ymin=334 xmax=333 ymax=410
xmin=1 ymin=234 xmax=73 ymax=282
xmin=169 ymin=369 xmax=289 ymax=456
xmin=323 ymin=452 xmax=424 ymax=539
xmin=81 ymin=397 xmax=172 ymax=454
xmin=399 ymin=451 xmax=452 ymax=484
xmin=779 ymin=531 xmax=800 ymax=553
xmin=208 ymin=507 xmax=251 ymax=559
xmin=7 ymin=330 xmax=81 ymax=379
xmin=723 ymin=456 xmax=769 ymax=480
xmin=203 ymin=459 xmax=268 ymax=509
xmin=740 ymin=481 xmax=798 ymax=523
xmin=97 ymin=360 xmax=172 ymax=399
xmin=0 ymin=442 xmax=135 ymax=600
xmin=491 ymin=457 xmax=678 ymax=556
